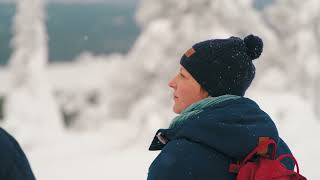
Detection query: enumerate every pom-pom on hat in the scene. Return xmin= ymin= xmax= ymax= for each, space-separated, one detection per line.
xmin=180 ymin=34 xmax=263 ymax=97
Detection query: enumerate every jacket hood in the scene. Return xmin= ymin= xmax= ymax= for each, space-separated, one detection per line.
xmin=149 ymin=97 xmax=279 ymax=159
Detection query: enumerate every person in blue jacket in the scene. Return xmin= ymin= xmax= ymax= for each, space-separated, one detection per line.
xmin=0 ymin=127 xmax=36 ymax=180
xmin=147 ymin=34 xmax=294 ymax=179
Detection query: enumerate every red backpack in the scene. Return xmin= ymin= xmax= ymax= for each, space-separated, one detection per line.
xmin=229 ymin=137 xmax=307 ymax=180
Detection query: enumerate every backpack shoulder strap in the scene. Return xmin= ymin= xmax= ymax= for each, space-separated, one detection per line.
xmin=229 ymin=137 xmax=277 ymax=173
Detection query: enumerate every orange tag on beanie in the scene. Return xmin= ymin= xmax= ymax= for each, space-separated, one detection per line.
xmin=185 ymin=48 xmax=196 ymax=57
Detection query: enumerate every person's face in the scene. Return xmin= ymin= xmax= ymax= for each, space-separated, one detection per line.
xmin=168 ymin=66 xmax=209 ymax=114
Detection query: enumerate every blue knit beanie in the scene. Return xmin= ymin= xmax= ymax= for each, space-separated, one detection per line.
xmin=180 ymin=34 xmax=263 ymax=97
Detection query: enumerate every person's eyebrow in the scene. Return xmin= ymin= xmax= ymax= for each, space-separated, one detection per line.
xmin=179 ymin=68 xmax=187 ymax=77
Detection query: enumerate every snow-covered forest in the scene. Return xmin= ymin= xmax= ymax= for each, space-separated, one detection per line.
xmin=0 ymin=0 xmax=319 ymax=179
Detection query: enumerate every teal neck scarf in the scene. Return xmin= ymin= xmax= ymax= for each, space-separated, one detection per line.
xmin=169 ymin=95 xmax=241 ymax=129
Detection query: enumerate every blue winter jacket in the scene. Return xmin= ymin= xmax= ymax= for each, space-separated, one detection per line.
xmin=0 ymin=127 xmax=36 ymax=180
xmin=147 ymin=97 xmax=293 ymax=180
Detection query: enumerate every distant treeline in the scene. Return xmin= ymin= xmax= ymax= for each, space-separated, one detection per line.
xmin=0 ymin=3 xmax=140 ymax=65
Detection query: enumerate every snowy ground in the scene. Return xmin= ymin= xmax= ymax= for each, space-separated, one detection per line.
xmin=28 ymin=129 xmax=158 ymax=180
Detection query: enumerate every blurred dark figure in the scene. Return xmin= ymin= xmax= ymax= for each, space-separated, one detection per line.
xmin=0 ymin=127 xmax=36 ymax=180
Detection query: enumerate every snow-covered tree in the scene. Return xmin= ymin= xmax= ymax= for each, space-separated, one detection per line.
xmin=3 ymin=0 xmax=63 ymax=147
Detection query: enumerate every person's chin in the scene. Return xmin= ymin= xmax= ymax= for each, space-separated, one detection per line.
xmin=173 ymin=105 xmax=182 ymax=114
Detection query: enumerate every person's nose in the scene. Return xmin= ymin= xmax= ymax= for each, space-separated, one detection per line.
xmin=168 ymin=76 xmax=176 ymax=89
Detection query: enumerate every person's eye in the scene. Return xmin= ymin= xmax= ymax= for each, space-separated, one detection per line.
xmin=180 ymin=73 xmax=185 ymax=78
